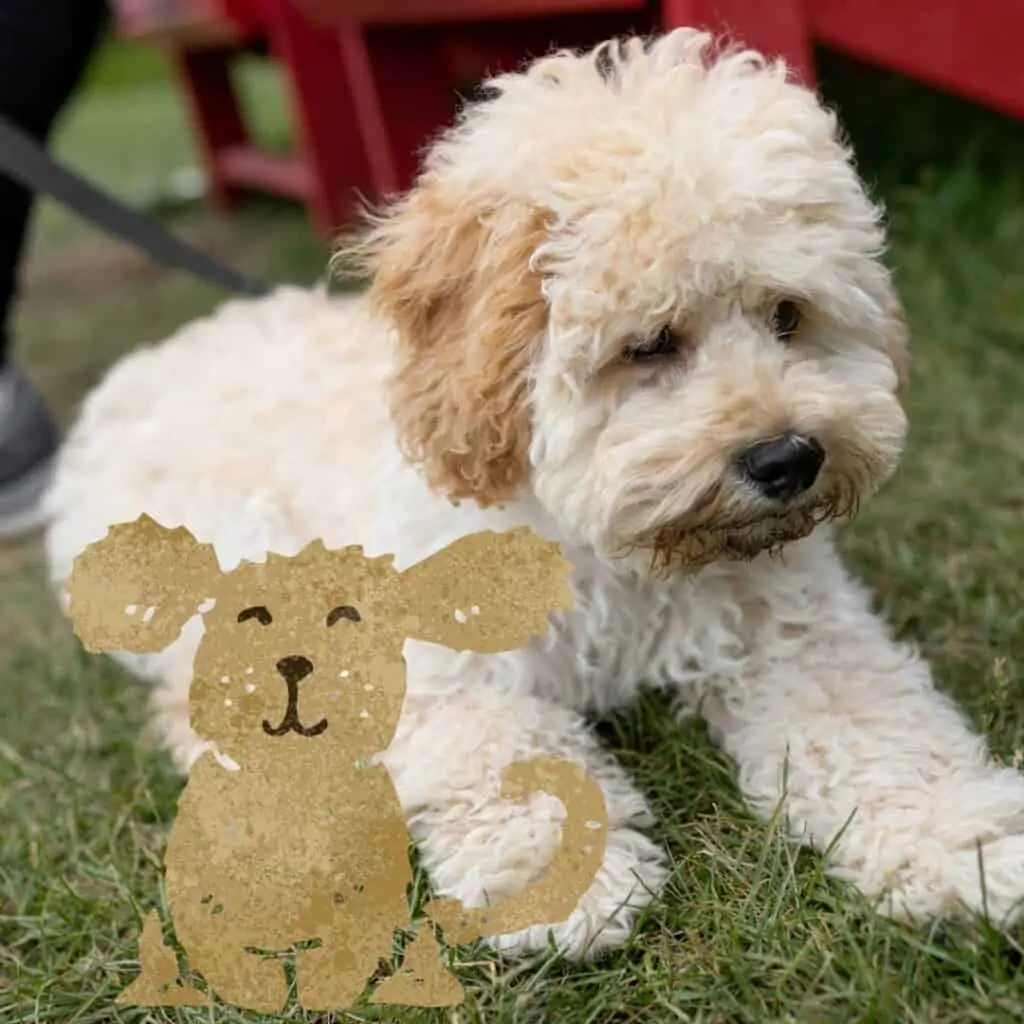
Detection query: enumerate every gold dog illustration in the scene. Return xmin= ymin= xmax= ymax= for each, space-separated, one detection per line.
xmin=66 ymin=516 xmax=609 ymax=1012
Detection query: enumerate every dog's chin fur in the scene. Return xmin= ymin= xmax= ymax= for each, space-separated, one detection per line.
xmin=42 ymin=29 xmax=1024 ymax=966
xmin=639 ymin=501 xmax=833 ymax=575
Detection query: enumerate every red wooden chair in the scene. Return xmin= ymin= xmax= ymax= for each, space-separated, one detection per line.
xmin=111 ymin=1 xmax=1024 ymax=240
xmin=665 ymin=0 xmax=1024 ymax=122
xmin=292 ymin=0 xmax=1024 ymax=207
xmin=108 ymin=0 xmax=815 ymax=237
xmin=284 ymin=0 xmax=817 ymax=205
xmin=109 ymin=0 xmax=378 ymax=236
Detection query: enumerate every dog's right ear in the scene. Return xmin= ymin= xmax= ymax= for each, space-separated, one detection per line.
xmin=66 ymin=515 xmax=221 ymax=654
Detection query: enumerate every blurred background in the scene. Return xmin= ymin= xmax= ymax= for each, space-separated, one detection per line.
xmin=2 ymin=3 xmax=1023 ymax=1022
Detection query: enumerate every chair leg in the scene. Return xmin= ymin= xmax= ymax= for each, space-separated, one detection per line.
xmin=336 ymin=25 xmax=457 ymax=199
xmin=262 ymin=1 xmax=376 ymax=236
xmin=172 ymin=46 xmax=251 ymax=213
xmin=662 ymin=0 xmax=816 ymax=86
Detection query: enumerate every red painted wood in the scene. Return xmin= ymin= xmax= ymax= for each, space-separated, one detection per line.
xmin=292 ymin=0 xmax=643 ymax=27
xmin=172 ymin=47 xmax=252 ymax=211
xmin=662 ymin=0 xmax=815 ymax=84
xmin=344 ymin=26 xmax=460 ymax=196
xmin=110 ymin=0 xmax=248 ymax=43
xmin=433 ymin=11 xmax=650 ymax=80
xmin=809 ymin=0 xmax=1024 ymax=121
xmin=259 ymin=0 xmax=376 ymax=234
xmin=333 ymin=29 xmax=401 ymax=196
xmin=115 ymin=0 xmax=1024 ymax=241
xmin=221 ymin=0 xmax=269 ymax=34
xmin=216 ymin=146 xmax=314 ymax=196
xmin=667 ymin=0 xmax=819 ymax=84
xmin=112 ymin=0 xmax=383 ymax=235
xmin=329 ymin=11 xmax=653 ymax=198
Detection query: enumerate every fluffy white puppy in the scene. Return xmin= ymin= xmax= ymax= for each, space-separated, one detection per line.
xmin=44 ymin=30 xmax=1024 ymax=957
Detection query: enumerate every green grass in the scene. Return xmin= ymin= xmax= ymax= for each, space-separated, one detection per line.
xmin=2 ymin=37 xmax=1023 ymax=1024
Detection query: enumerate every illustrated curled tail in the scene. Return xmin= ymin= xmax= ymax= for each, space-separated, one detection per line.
xmin=423 ymin=756 xmax=608 ymax=943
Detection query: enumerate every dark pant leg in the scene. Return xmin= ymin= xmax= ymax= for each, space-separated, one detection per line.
xmin=0 ymin=0 xmax=109 ymax=368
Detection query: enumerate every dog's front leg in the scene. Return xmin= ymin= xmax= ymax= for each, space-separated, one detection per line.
xmin=692 ymin=554 xmax=1024 ymax=927
xmin=383 ymin=678 xmax=669 ymax=959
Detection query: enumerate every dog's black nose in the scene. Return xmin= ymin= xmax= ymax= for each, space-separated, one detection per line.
xmin=276 ymin=655 xmax=314 ymax=685
xmin=739 ymin=434 xmax=825 ymax=501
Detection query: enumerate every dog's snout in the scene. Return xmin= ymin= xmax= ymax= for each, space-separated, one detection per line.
xmin=276 ymin=655 xmax=314 ymax=685
xmin=738 ymin=434 xmax=825 ymax=501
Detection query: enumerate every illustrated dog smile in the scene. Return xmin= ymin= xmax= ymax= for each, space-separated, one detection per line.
xmin=262 ymin=655 xmax=329 ymax=738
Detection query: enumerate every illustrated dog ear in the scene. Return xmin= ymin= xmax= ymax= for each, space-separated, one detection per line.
xmin=336 ymin=106 xmax=550 ymax=508
xmin=393 ymin=528 xmax=573 ymax=653
xmin=66 ymin=515 xmax=221 ymax=654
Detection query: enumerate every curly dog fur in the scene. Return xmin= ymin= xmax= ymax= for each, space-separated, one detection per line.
xmin=43 ymin=30 xmax=1024 ymax=959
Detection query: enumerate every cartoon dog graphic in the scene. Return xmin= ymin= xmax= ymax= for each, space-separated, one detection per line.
xmin=66 ymin=516 xmax=608 ymax=1012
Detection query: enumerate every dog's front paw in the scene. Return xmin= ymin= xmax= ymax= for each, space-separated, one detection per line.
xmin=881 ymin=829 xmax=1024 ymax=927
xmin=846 ymin=769 xmax=1024 ymax=928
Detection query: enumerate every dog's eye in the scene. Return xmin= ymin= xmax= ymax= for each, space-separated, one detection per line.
xmin=771 ymin=300 xmax=801 ymax=341
xmin=327 ymin=605 xmax=361 ymax=626
xmin=623 ymin=326 xmax=679 ymax=363
xmin=237 ymin=606 xmax=272 ymax=626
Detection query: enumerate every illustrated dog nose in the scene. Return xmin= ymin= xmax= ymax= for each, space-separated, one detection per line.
xmin=739 ymin=434 xmax=825 ymax=500
xmin=276 ymin=655 xmax=314 ymax=685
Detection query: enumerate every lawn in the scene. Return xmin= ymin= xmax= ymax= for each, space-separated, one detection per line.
xmin=1 ymin=36 xmax=1023 ymax=1024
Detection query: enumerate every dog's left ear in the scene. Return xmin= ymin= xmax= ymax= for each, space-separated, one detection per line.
xmin=337 ymin=141 xmax=549 ymax=509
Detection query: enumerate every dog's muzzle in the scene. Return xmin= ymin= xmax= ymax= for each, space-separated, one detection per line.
xmin=262 ymin=654 xmax=328 ymax=737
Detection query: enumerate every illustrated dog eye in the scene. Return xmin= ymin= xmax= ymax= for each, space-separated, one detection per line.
xmin=771 ymin=300 xmax=801 ymax=341
xmin=623 ymin=325 xmax=679 ymax=363
xmin=327 ymin=605 xmax=361 ymax=626
xmin=237 ymin=606 xmax=272 ymax=626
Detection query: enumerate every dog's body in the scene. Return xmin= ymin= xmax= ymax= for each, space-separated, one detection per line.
xmin=44 ymin=31 xmax=1024 ymax=958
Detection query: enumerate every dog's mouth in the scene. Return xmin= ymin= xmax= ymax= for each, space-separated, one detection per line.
xmin=635 ymin=486 xmax=859 ymax=575
xmin=262 ymin=678 xmax=328 ymax=738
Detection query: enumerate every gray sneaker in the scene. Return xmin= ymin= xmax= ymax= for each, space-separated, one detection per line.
xmin=0 ymin=363 xmax=59 ymax=539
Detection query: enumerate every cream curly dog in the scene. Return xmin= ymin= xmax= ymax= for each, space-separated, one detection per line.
xmin=44 ymin=30 xmax=1024 ymax=959
xmin=66 ymin=518 xmax=607 ymax=1010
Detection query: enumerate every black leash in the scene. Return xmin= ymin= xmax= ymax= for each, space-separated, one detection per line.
xmin=0 ymin=112 xmax=271 ymax=298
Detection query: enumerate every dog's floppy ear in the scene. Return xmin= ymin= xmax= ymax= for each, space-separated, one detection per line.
xmin=338 ymin=151 xmax=550 ymax=508
xmin=66 ymin=515 xmax=221 ymax=654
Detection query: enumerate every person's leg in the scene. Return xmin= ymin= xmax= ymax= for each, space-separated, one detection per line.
xmin=0 ymin=0 xmax=108 ymax=537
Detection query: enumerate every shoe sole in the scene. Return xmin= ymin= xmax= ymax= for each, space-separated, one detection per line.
xmin=0 ymin=452 xmax=56 ymax=540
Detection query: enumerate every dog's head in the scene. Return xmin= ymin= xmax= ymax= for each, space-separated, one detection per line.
xmin=341 ymin=30 xmax=908 ymax=573
xmin=66 ymin=517 xmax=572 ymax=762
